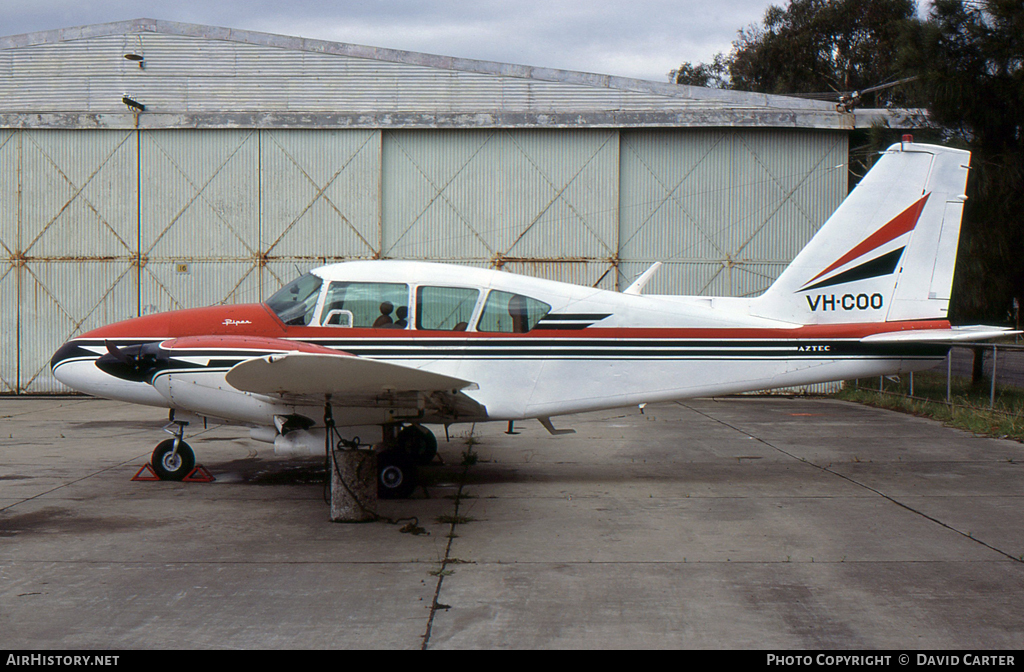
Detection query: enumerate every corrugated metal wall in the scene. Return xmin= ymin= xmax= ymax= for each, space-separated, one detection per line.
xmin=1 ymin=127 xmax=847 ymax=393
xmin=0 ymin=129 xmax=16 ymax=393
xmin=11 ymin=130 xmax=140 ymax=393
xmin=141 ymin=129 xmax=259 ymax=313
xmin=0 ymin=32 xmax=734 ymax=115
xmin=382 ymin=129 xmax=621 ymax=288
xmin=619 ymin=129 xmax=848 ymax=295
xmin=260 ymin=129 xmax=382 ymax=299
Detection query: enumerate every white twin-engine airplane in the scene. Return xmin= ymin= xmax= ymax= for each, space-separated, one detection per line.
xmin=51 ymin=140 xmax=1011 ymax=497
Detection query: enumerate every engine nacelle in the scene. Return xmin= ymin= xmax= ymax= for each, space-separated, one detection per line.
xmin=249 ymin=424 xmax=383 ymax=456
xmin=272 ymin=428 xmax=326 ymax=456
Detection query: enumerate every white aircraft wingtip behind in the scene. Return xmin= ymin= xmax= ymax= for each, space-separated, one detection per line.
xmin=860 ymin=326 xmax=1021 ymax=344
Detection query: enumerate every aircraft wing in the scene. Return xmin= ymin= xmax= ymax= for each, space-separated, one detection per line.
xmin=224 ymin=349 xmax=484 ymax=419
xmin=860 ymin=326 xmax=1020 ymax=344
xmin=225 ymin=351 xmax=476 ymax=397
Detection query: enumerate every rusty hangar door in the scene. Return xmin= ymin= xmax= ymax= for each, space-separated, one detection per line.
xmin=2 ymin=127 xmax=845 ymax=393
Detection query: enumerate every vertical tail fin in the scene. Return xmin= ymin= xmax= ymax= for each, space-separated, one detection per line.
xmin=752 ymin=140 xmax=970 ymax=325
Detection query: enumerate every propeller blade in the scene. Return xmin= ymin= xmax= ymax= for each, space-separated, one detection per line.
xmin=104 ymin=340 xmax=132 ymax=364
xmin=96 ymin=342 xmax=164 ymax=383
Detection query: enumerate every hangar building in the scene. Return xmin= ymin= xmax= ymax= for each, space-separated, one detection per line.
xmin=0 ymin=19 xmax=900 ymax=393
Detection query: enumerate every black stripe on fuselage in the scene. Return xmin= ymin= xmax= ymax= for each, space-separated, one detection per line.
xmin=537 ymin=314 xmax=611 ymax=322
xmin=534 ymin=313 xmax=611 ymax=330
xmin=54 ymin=337 xmax=949 ymax=376
xmin=295 ymin=337 xmax=947 ymax=359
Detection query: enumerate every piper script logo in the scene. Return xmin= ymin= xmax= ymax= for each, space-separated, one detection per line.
xmin=222 ymin=319 xmax=252 ymax=326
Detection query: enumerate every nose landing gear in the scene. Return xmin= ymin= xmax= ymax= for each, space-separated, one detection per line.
xmin=149 ymin=420 xmax=197 ymax=481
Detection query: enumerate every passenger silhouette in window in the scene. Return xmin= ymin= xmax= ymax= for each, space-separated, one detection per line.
xmin=372 ymin=301 xmax=394 ymax=327
xmin=392 ymin=306 xmax=408 ymax=328
xmin=477 ymin=290 xmax=551 ymax=333
xmin=508 ymin=294 xmax=529 ymax=333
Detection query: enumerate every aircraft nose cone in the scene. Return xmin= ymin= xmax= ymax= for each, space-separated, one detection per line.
xmin=50 ymin=341 xmax=81 ymax=373
xmin=51 ymin=341 xmax=111 ymax=393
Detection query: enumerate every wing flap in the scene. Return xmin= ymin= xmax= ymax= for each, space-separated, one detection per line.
xmin=225 ymin=351 xmax=476 ymax=397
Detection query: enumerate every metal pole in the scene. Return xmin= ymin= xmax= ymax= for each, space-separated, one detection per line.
xmin=879 ymin=375 xmax=884 ymax=392
xmin=990 ymin=345 xmax=998 ymax=409
xmin=909 ymin=370 xmax=914 ymax=397
xmin=947 ymin=350 xmax=952 ymax=403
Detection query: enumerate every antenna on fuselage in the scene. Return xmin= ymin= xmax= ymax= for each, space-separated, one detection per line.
xmin=623 ymin=262 xmax=662 ymax=295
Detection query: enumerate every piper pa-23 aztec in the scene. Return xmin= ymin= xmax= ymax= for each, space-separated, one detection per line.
xmin=51 ymin=139 xmax=1011 ymax=497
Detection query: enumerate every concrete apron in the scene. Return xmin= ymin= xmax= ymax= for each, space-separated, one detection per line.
xmin=2 ymin=395 xmax=1024 ymax=649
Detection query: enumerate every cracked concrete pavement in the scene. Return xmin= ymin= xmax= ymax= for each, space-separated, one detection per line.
xmin=2 ymin=395 xmax=1024 ymax=649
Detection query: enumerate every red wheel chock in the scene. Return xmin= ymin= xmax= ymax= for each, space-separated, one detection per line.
xmin=131 ymin=464 xmax=161 ymax=481
xmin=131 ymin=464 xmax=216 ymax=482
xmin=183 ymin=466 xmax=216 ymax=483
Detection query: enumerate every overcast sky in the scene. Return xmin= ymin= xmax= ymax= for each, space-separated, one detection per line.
xmin=1 ymin=0 xmax=783 ymax=82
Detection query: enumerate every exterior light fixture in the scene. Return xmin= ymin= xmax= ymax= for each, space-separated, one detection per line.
xmin=124 ymin=53 xmax=145 ymax=69
xmin=122 ymin=95 xmax=145 ymax=112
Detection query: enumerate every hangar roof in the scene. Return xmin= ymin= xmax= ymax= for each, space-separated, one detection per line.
xmin=0 ymin=18 xmax=919 ymax=131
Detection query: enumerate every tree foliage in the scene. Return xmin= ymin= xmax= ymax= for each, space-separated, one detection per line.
xmin=672 ymin=0 xmax=919 ymax=104
xmin=669 ymin=53 xmax=730 ymax=89
xmin=902 ymin=0 xmax=1024 ymax=323
xmin=730 ymin=0 xmax=918 ymax=101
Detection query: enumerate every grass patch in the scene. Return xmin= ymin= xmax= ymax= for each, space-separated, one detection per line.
xmin=835 ymin=370 xmax=1024 ymax=441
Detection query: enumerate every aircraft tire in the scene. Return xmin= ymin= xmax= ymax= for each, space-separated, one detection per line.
xmin=397 ymin=424 xmax=438 ymax=465
xmin=378 ymin=449 xmax=416 ymax=499
xmin=151 ymin=439 xmax=196 ymax=481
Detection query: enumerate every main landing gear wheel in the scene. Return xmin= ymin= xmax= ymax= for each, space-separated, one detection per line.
xmin=151 ymin=439 xmax=196 ymax=481
xmin=397 ymin=424 xmax=438 ymax=465
xmin=377 ymin=449 xmax=416 ymax=499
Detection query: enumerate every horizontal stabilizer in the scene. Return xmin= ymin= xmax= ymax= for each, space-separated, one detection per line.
xmin=861 ymin=326 xmax=1020 ymax=344
xmin=226 ymin=352 xmax=477 ymax=397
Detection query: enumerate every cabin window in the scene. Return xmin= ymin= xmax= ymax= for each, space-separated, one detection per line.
xmin=416 ymin=286 xmax=480 ymax=331
xmin=321 ymin=282 xmax=409 ymax=328
xmin=266 ymin=273 xmax=324 ymax=326
xmin=477 ymin=291 xmax=551 ymax=333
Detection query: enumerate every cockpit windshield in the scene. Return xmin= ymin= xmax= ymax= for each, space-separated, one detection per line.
xmin=266 ymin=273 xmax=323 ymax=326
